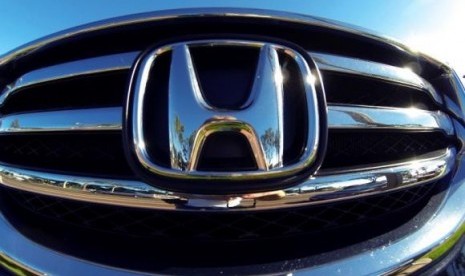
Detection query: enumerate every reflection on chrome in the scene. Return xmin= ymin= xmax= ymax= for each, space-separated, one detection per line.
xmin=0 ymin=8 xmax=462 ymax=275
xmin=167 ymin=43 xmax=283 ymax=171
xmin=442 ymin=71 xmax=465 ymax=128
xmin=0 ymin=105 xmax=452 ymax=135
xmin=0 ymin=107 xmax=121 ymax=133
xmin=329 ymin=105 xmax=454 ymax=135
xmin=0 ymin=252 xmax=42 ymax=276
xmin=0 ymin=52 xmax=138 ymax=107
xmin=130 ymin=39 xmax=321 ymax=181
xmin=311 ymin=52 xmax=442 ymax=104
xmin=0 ymin=148 xmax=453 ymax=211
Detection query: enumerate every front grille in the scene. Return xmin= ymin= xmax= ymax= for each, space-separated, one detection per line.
xmin=0 ymin=20 xmax=454 ymax=194
xmin=0 ymin=13 xmax=457 ymax=271
xmin=5 ymin=183 xmax=436 ymax=241
xmin=0 ymin=133 xmax=133 ymax=177
xmin=0 ymin=131 xmax=449 ymax=177
xmin=0 ymin=52 xmax=453 ymax=176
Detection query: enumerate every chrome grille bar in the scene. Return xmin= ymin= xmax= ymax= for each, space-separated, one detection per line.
xmin=311 ymin=52 xmax=442 ymax=104
xmin=0 ymin=105 xmax=453 ymax=135
xmin=328 ymin=105 xmax=454 ymax=135
xmin=0 ymin=52 xmax=139 ymax=106
xmin=0 ymin=148 xmax=453 ymax=211
xmin=0 ymin=51 xmax=440 ymax=106
xmin=0 ymin=107 xmax=121 ymax=133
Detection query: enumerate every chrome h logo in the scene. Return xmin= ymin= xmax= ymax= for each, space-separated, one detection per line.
xmin=125 ymin=39 xmax=325 ymax=192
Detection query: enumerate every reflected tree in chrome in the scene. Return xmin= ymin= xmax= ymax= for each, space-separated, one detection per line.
xmin=261 ymin=127 xmax=280 ymax=167
xmin=170 ymin=115 xmax=192 ymax=170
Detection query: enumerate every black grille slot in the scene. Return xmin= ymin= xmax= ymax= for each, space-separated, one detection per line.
xmin=323 ymin=131 xmax=450 ymax=169
xmin=323 ymin=72 xmax=437 ymax=109
xmin=4 ymin=182 xmax=436 ymax=241
xmin=0 ymin=133 xmax=133 ymax=177
xmin=0 ymin=71 xmax=128 ymax=114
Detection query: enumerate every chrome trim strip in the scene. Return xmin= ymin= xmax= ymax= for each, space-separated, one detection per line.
xmin=0 ymin=49 xmax=443 ymax=109
xmin=296 ymin=151 xmax=465 ymax=275
xmin=0 ymin=8 xmax=447 ymax=70
xmin=0 ymin=107 xmax=121 ymax=133
xmin=329 ymin=105 xmax=454 ymax=135
xmin=443 ymin=70 xmax=465 ymax=129
xmin=311 ymin=52 xmax=442 ymax=104
xmin=0 ymin=105 xmax=452 ymax=135
xmin=0 ymin=151 xmax=461 ymax=275
xmin=0 ymin=252 xmax=43 ymax=276
xmin=0 ymin=52 xmax=138 ymax=106
xmin=0 ymin=148 xmax=453 ymax=211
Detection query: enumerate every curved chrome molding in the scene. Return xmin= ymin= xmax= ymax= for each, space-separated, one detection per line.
xmin=0 ymin=107 xmax=121 ymax=133
xmin=329 ymin=105 xmax=454 ymax=135
xmin=443 ymin=70 xmax=465 ymax=129
xmin=294 ymin=151 xmax=465 ymax=275
xmin=0 ymin=153 xmax=462 ymax=276
xmin=311 ymin=52 xmax=442 ymax=104
xmin=0 ymin=252 xmax=43 ymax=276
xmin=0 ymin=8 xmax=448 ymax=71
xmin=0 ymin=148 xmax=453 ymax=211
xmin=0 ymin=49 xmax=444 ymax=112
xmin=0 ymin=52 xmax=138 ymax=106
xmin=0 ymin=105 xmax=453 ymax=135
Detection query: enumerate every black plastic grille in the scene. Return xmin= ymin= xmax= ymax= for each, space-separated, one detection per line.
xmin=0 ymin=132 xmax=133 ymax=177
xmin=5 ymin=183 xmax=436 ymax=241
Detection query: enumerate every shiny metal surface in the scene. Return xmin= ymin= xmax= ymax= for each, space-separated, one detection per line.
xmin=0 ymin=252 xmax=43 ymax=276
xmin=130 ymin=39 xmax=320 ymax=180
xmin=329 ymin=105 xmax=454 ymax=135
xmin=311 ymin=52 xmax=442 ymax=104
xmin=167 ymin=43 xmax=282 ymax=171
xmin=0 ymin=8 xmax=462 ymax=276
xmin=296 ymin=150 xmax=465 ymax=276
xmin=0 ymin=52 xmax=137 ymax=106
xmin=0 ymin=105 xmax=452 ymax=135
xmin=0 ymin=107 xmax=121 ymax=133
xmin=1 ymin=50 xmax=441 ymax=109
xmin=443 ymin=70 xmax=465 ymax=128
xmin=0 ymin=148 xmax=453 ymax=211
xmin=0 ymin=152 xmax=462 ymax=275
